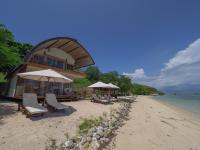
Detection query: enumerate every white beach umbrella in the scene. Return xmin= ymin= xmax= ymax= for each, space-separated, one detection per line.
xmin=89 ymin=82 xmax=119 ymax=96
xmin=88 ymin=81 xmax=110 ymax=88
xmin=108 ymin=83 xmax=120 ymax=89
xmin=17 ymin=69 xmax=72 ymax=83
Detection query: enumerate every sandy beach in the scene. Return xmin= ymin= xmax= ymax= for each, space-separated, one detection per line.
xmin=0 ymin=100 xmax=119 ymax=150
xmin=1 ymin=96 xmax=200 ymax=150
xmin=113 ymin=96 xmax=200 ymax=150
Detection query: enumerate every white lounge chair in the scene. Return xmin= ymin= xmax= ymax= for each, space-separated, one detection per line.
xmin=23 ymin=93 xmax=47 ymax=117
xmin=100 ymin=95 xmax=111 ymax=104
xmin=46 ymin=93 xmax=69 ymax=110
xmin=108 ymin=95 xmax=119 ymax=102
xmin=91 ymin=94 xmax=100 ymax=102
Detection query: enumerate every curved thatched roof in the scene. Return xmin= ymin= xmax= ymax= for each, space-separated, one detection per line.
xmin=25 ymin=37 xmax=95 ymax=68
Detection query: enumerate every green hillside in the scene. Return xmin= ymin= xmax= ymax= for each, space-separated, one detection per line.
xmin=132 ymin=83 xmax=164 ymax=95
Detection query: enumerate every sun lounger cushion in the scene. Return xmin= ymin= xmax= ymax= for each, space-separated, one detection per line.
xmin=23 ymin=93 xmax=47 ymax=115
xmin=25 ymin=106 xmax=47 ymax=114
xmin=46 ymin=94 xmax=69 ymax=110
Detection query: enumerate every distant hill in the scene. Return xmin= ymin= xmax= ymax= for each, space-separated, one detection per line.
xmin=132 ymin=83 xmax=164 ymax=95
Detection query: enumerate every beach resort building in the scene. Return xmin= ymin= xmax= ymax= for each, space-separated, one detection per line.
xmin=6 ymin=37 xmax=95 ymax=98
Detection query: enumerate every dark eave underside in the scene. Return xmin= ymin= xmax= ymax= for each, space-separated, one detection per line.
xmin=25 ymin=37 xmax=95 ymax=69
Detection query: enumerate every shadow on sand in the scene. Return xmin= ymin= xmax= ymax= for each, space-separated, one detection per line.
xmin=30 ymin=106 xmax=77 ymax=121
xmin=0 ymin=103 xmax=18 ymax=124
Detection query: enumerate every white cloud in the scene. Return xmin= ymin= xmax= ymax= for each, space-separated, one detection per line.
xmin=163 ymin=38 xmax=200 ymax=71
xmin=123 ymin=38 xmax=200 ymax=88
xmin=123 ymin=68 xmax=146 ymax=79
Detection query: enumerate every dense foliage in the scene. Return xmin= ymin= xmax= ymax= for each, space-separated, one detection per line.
xmin=100 ymin=71 xmax=119 ymax=84
xmin=0 ymin=24 xmax=33 ymax=82
xmin=0 ymin=73 xmax=7 ymax=83
xmin=73 ymin=78 xmax=91 ymax=89
xmin=132 ymin=83 xmax=164 ymax=95
xmin=83 ymin=66 xmax=163 ymax=95
xmin=85 ymin=66 xmax=101 ymax=83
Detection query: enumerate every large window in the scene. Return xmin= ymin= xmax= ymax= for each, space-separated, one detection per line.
xmin=32 ymin=55 xmax=45 ymax=64
xmin=48 ymin=83 xmax=71 ymax=95
xmin=47 ymin=58 xmax=64 ymax=69
xmin=31 ymin=54 xmax=73 ymax=70
xmin=47 ymin=58 xmax=56 ymax=67
xmin=57 ymin=60 xmax=64 ymax=69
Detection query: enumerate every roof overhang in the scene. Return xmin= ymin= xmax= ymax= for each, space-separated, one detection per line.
xmin=25 ymin=37 xmax=95 ymax=69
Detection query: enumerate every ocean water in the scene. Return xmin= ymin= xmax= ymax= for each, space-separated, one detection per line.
xmin=154 ymin=93 xmax=200 ymax=115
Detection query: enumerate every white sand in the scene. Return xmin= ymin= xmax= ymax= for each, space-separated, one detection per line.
xmin=0 ymin=100 xmax=119 ymax=150
xmin=2 ymin=96 xmax=200 ymax=150
xmin=113 ymin=96 xmax=200 ymax=150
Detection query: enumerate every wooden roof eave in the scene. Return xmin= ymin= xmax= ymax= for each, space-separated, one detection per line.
xmin=24 ymin=37 xmax=95 ymax=68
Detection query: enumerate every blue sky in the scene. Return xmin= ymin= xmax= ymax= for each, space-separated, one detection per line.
xmin=1 ymin=0 xmax=200 ymax=88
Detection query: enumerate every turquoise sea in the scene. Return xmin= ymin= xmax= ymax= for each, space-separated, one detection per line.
xmin=154 ymin=93 xmax=200 ymax=115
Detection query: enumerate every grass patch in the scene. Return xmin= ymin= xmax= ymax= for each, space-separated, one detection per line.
xmin=79 ymin=116 xmax=103 ymax=134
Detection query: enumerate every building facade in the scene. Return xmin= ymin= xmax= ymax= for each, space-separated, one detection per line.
xmin=7 ymin=37 xmax=94 ymax=97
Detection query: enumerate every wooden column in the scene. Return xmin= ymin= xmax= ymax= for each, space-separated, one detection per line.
xmin=65 ymin=58 xmax=68 ymax=70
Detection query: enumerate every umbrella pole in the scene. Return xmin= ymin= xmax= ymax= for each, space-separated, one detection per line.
xmin=46 ymin=77 xmax=50 ymax=94
xmin=23 ymin=78 xmax=25 ymax=95
xmin=44 ymin=77 xmax=50 ymax=106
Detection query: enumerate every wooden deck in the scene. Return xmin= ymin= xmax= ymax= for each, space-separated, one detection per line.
xmin=14 ymin=95 xmax=79 ymax=102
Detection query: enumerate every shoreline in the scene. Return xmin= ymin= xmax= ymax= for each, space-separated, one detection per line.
xmin=151 ymin=96 xmax=200 ymax=123
xmin=112 ymin=95 xmax=200 ymax=150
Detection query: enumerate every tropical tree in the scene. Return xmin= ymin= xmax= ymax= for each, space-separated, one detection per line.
xmin=73 ymin=78 xmax=91 ymax=89
xmin=0 ymin=44 xmax=22 ymax=73
xmin=85 ymin=66 xmax=101 ymax=83
xmin=0 ymin=72 xmax=7 ymax=82
xmin=7 ymin=41 xmax=33 ymax=58
xmin=73 ymin=78 xmax=92 ymax=98
xmin=0 ymin=24 xmax=33 ymax=74
xmin=118 ymin=75 xmax=133 ymax=95
xmin=0 ymin=24 xmax=14 ymax=43
xmin=100 ymin=71 xmax=119 ymax=84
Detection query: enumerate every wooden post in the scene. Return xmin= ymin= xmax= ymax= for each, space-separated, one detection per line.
xmin=65 ymin=58 xmax=68 ymax=70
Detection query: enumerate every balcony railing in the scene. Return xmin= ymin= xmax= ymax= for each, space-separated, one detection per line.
xmin=26 ymin=62 xmax=86 ymax=78
xmin=30 ymin=54 xmax=74 ymax=70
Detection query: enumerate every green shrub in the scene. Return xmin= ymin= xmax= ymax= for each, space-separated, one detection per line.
xmin=0 ymin=72 xmax=7 ymax=82
xmin=79 ymin=117 xmax=102 ymax=134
